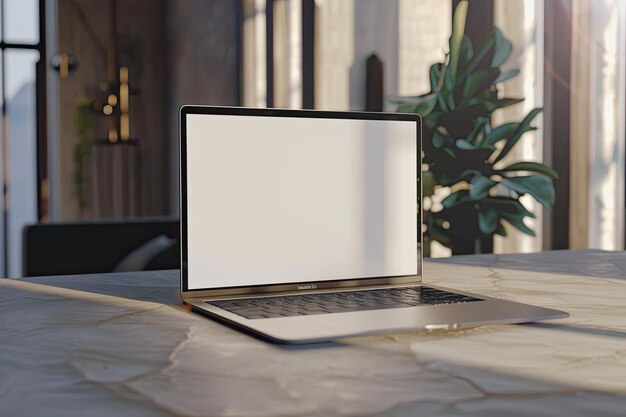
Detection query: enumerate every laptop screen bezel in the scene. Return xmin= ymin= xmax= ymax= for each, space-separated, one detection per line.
xmin=180 ymin=106 xmax=422 ymax=298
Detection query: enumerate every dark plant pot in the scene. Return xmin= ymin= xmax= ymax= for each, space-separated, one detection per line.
xmin=449 ymin=233 xmax=493 ymax=255
xmin=434 ymin=204 xmax=494 ymax=255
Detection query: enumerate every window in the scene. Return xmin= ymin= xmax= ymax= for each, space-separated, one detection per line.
xmin=0 ymin=0 xmax=44 ymax=277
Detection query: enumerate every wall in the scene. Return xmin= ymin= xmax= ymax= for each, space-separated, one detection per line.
xmin=493 ymin=0 xmax=545 ymax=253
xmin=54 ymin=0 xmax=239 ymax=220
xmin=315 ymin=0 xmax=450 ymax=110
xmin=57 ymin=0 xmax=108 ymax=220
xmin=165 ymin=0 xmax=240 ymax=215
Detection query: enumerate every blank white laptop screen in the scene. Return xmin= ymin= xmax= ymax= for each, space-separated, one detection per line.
xmin=185 ymin=113 xmax=418 ymax=290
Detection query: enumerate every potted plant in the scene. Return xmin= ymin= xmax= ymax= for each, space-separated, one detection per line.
xmin=392 ymin=0 xmax=557 ymax=255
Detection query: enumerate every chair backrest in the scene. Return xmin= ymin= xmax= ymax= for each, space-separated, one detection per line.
xmin=23 ymin=218 xmax=180 ymax=277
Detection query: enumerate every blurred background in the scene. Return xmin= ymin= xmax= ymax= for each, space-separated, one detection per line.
xmin=2 ymin=0 xmax=625 ymax=277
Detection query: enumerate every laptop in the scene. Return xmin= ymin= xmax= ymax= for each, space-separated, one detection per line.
xmin=179 ymin=106 xmax=568 ymax=344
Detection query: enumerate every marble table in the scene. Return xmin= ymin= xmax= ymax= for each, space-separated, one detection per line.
xmin=2 ymin=249 xmax=626 ymax=416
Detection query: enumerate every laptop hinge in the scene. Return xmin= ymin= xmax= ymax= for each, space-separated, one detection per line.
xmin=184 ymin=281 xmax=423 ymax=302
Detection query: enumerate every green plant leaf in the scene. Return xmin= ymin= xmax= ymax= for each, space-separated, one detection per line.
xmin=485 ymin=97 xmax=525 ymax=112
xmin=501 ymin=176 xmax=556 ymax=207
xmin=424 ymin=111 xmax=442 ymax=130
xmin=491 ymin=27 xmax=512 ymax=67
xmin=389 ymin=97 xmax=413 ymax=105
xmin=432 ymin=130 xmax=444 ymax=148
xmin=494 ymin=107 xmax=542 ymax=163
xmin=462 ymin=69 xmax=500 ymax=107
xmin=478 ymin=208 xmax=498 ymax=234
xmin=428 ymin=218 xmax=454 ymax=248
xmin=414 ymin=96 xmax=437 ymax=116
xmin=437 ymin=91 xmax=450 ymax=112
xmin=469 ymin=175 xmax=497 ymax=200
xmin=429 ymin=63 xmax=444 ymax=92
xmin=441 ymin=193 xmax=458 ymax=208
xmin=499 ymin=161 xmax=559 ymax=179
xmin=466 ymin=116 xmax=488 ymax=143
xmin=397 ymin=103 xmax=414 ymax=113
xmin=446 ymin=93 xmax=456 ymax=110
xmin=456 ymin=138 xmax=476 ymax=150
xmin=494 ymin=221 xmax=508 ymax=237
xmin=449 ymin=0 xmax=468 ymax=82
xmin=493 ymin=68 xmax=520 ymax=84
xmin=442 ymin=103 xmax=490 ymax=124
xmin=388 ymin=93 xmax=435 ymax=105
xmin=422 ymin=170 xmax=436 ymax=197
xmin=501 ymin=212 xmax=536 ymax=236
xmin=459 ymin=35 xmax=474 ymax=68
xmin=462 ymin=69 xmax=488 ymax=102
xmin=395 ymin=94 xmax=437 ymax=116
xmin=442 ymin=147 xmax=455 ymax=158
xmin=482 ymin=197 xmax=535 ymax=218
xmin=446 ymin=168 xmax=480 ymax=185
xmin=482 ymin=123 xmax=517 ymax=147
xmin=459 ymin=30 xmax=495 ymax=82
xmin=442 ymin=190 xmax=469 ymax=208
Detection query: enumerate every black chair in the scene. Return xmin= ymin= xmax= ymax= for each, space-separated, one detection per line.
xmin=23 ymin=218 xmax=180 ymax=277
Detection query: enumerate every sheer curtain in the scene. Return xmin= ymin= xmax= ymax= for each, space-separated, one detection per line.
xmin=493 ymin=0 xmax=545 ymax=254
xmin=570 ymin=0 xmax=626 ymax=250
xmin=494 ymin=0 xmax=626 ymax=252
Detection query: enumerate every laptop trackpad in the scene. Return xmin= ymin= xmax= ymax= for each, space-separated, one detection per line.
xmin=313 ymin=305 xmax=465 ymax=334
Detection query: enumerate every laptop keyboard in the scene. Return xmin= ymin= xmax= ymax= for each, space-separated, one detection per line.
xmin=207 ymin=286 xmax=482 ymax=320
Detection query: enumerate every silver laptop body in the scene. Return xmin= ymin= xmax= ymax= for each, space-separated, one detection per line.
xmin=179 ymin=106 xmax=567 ymax=344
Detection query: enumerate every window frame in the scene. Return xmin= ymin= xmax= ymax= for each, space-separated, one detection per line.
xmin=0 ymin=0 xmax=46 ymax=276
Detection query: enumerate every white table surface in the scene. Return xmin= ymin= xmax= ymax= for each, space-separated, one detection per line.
xmin=2 ymin=249 xmax=626 ymax=416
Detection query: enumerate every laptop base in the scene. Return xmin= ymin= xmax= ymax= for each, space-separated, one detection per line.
xmin=184 ymin=284 xmax=568 ymax=344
